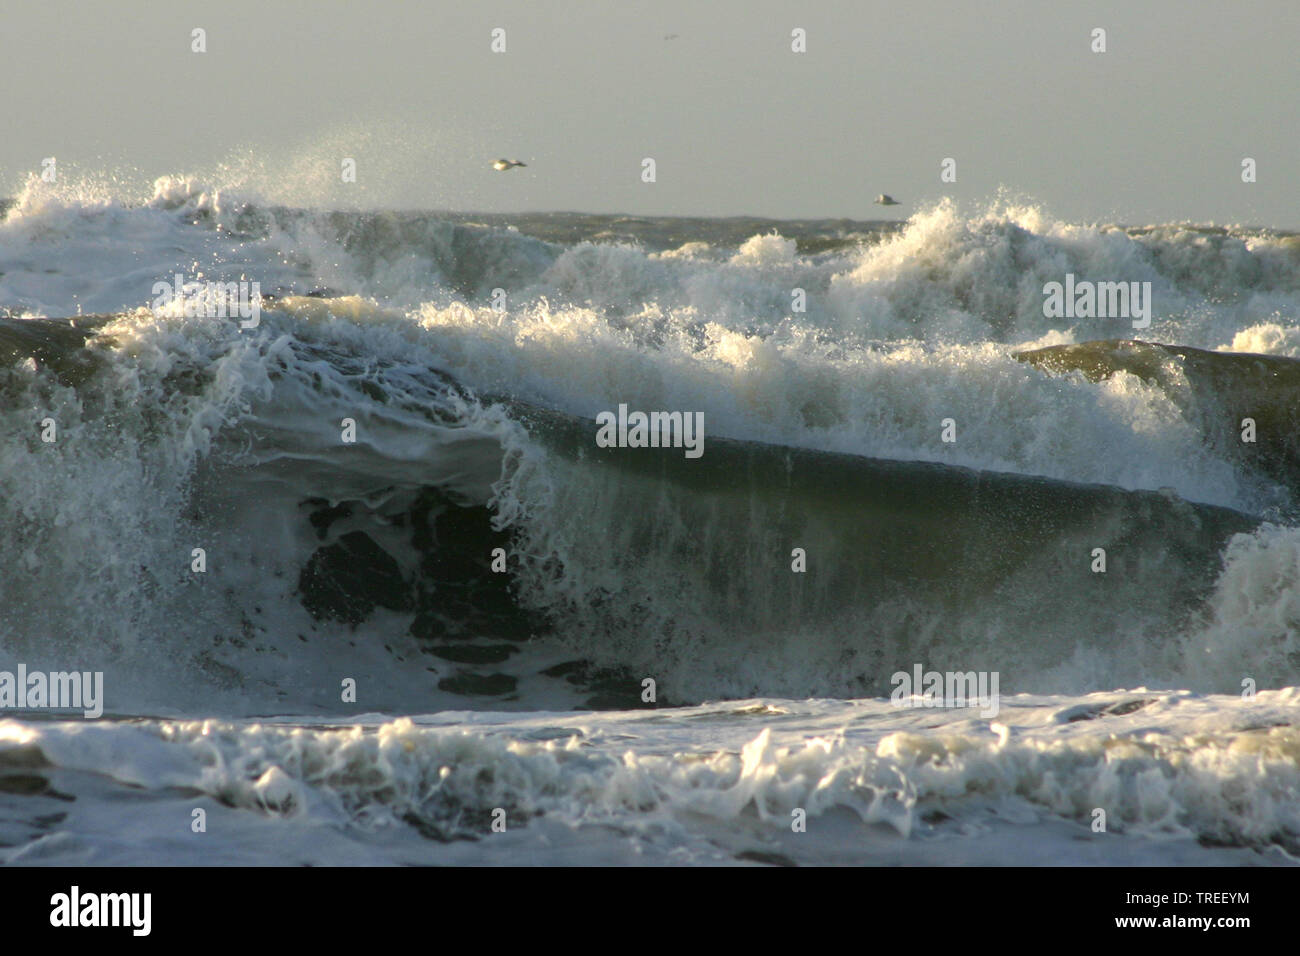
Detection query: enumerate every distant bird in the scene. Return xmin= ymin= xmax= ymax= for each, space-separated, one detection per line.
xmin=492 ymin=159 xmax=527 ymax=171
xmin=664 ymin=33 xmax=680 ymax=40
xmin=874 ymin=194 xmax=900 ymax=206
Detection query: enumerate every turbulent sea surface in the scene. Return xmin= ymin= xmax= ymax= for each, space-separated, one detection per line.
xmin=1 ymin=177 xmax=1299 ymax=865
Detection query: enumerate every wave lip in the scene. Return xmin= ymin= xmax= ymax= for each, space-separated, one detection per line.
xmin=505 ymin=403 xmax=1266 ymax=700
xmin=1017 ymin=338 xmax=1300 ymax=498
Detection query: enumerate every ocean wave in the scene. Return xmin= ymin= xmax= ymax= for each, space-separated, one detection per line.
xmin=3 ymin=178 xmax=1300 ymax=713
xmin=0 ymin=301 xmax=1296 ymax=712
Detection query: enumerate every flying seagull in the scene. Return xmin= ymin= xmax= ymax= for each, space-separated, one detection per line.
xmin=874 ymin=194 xmax=900 ymax=206
xmin=493 ymin=158 xmax=527 ymax=171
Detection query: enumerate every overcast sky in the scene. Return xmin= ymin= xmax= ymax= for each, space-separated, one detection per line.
xmin=3 ymin=0 xmax=1298 ymax=225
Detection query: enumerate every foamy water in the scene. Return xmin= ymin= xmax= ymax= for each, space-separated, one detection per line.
xmin=1 ymin=174 xmax=1298 ymax=864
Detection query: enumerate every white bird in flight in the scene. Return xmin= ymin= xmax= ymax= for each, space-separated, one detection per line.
xmin=874 ymin=194 xmax=900 ymax=206
xmin=493 ymin=159 xmax=527 ymax=171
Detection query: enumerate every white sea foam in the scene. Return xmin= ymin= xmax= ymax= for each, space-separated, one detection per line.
xmin=1 ymin=689 xmax=1296 ymax=865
